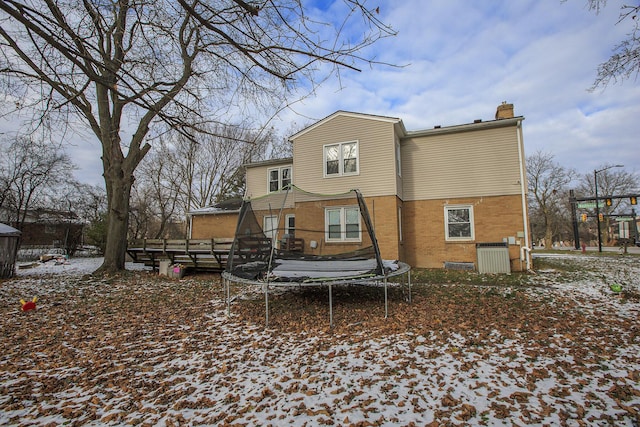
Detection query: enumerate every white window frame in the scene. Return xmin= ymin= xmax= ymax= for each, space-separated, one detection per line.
xmin=444 ymin=205 xmax=475 ymax=241
xmin=285 ymin=214 xmax=295 ymax=237
xmin=263 ymin=215 xmax=279 ymax=241
xmin=267 ymin=166 xmax=292 ymax=193
xmin=323 ymin=141 xmax=359 ymax=177
xmin=325 ymin=206 xmax=361 ymax=242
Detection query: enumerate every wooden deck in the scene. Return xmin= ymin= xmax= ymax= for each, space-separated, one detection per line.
xmin=127 ymin=237 xmax=306 ymax=272
xmin=127 ymin=238 xmax=235 ymax=271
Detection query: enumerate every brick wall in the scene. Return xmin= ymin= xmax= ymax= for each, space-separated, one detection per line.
xmin=366 ymin=195 xmax=403 ymax=261
xmin=402 ymin=194 xmax=528 ymax=271
xmin=189 ymin=194 xmax=530 ymax=272
xmin=190 ymin=213 xmax=239 ymax=239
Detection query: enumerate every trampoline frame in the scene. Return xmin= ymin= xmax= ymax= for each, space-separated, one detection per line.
xmin=222 ymin=261 xmax=411 ymax=327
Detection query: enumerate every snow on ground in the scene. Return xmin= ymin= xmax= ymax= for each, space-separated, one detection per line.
xmin=15 ymin=256 xmax=150 ymax=277
xmin=0 ymin=253 xmax=639 ymax=426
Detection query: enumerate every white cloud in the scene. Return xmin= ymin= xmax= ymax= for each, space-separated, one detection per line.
xmin=279 ymin=0 xmax=640 ymax=178
xmin=3 ymin=1 xmax=638 ymax=185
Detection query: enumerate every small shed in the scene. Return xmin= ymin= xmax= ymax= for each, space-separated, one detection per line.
xmin=0 ymin=223 xmax=21 ymax=279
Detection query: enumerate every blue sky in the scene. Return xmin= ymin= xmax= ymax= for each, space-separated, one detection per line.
xmin=2 ymin=1 xmax=638 ymax=187
xmin=277 ymin=0 xmax=640 ymax=180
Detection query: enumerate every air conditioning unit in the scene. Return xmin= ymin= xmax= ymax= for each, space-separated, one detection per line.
xmin=476 ymin=242 xmax=511 ymax=274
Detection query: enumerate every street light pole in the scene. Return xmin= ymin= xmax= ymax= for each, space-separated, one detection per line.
xmin=594 ymin=164 xmax=624 ymax=252
xmin=594 ymin=169 xmax=602 ymax=252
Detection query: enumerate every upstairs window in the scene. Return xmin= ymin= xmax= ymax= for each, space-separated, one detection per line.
xmin=445 ymin=205 xmax=475 ymax=241
xmin=325 ymin=206 xmax=361 ymax=242
xmin=268 ymin=166 xmax=292 ymax=192
xmin=324 ymin=141 xmax=359 ymax=177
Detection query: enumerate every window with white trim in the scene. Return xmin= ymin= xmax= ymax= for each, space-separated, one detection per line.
xmin=268 ymin=166 xmax=292 ymax=192
xmin=325 ymin=206 xmax=361 ymax=242
xmin=324 ymin=141 xmax=358 ymax=177
xmin=285 ymin=214 xmax=295 ymax=237
xmin=445 ymin=205 xmax=475 ymax=241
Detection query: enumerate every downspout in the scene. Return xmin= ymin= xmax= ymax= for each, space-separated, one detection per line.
xmin=516 ymin=120 xmax=532 ymax=270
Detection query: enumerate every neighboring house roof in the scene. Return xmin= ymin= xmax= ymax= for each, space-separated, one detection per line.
xmin=0 ymin=207 xmax=82 ymax=224
xmin=188 ymin=198 xmax=243 ymax=216
xmin=289 ymin=111 xmax=403 ymax=141
xmin=0 ymin=223 xmax=20 ymax=236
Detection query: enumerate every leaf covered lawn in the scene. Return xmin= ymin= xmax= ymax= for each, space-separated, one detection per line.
xmin=0 ymin=254 xmax=639 ymax=426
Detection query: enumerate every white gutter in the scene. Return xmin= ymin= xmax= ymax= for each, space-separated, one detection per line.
xmin=516 ymin=120 xmax=532 ymax=270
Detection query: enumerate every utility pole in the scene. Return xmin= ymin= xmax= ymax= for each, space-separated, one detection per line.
xmin=570 ymin=190 xmax=580 ymax=250
xmin=594 ymin=165 xmax=624 ymax=252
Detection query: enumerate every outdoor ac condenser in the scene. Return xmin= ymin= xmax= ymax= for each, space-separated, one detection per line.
xmin=476 ymin=242 xmax=511 ymax=274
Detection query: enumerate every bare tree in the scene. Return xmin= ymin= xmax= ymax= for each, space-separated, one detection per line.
xmin=584 ymin=1 xmax=640 ymax=88
xmin=0 ymin=135 xmax=74 ymax=231
xmin=132 ymin=122 xmax=275 ymax=238
xmin=527 ymin=150 xmax=576 ymax=247
xmin=42 ymin=180 xmax=106 ymax=254
xmin=0 ymin=1 xmax=396 ymax=273
xmin=130 ymin=143 xmax=182 ymax=239
xmin=175 ymin=124 xmax=275 ymax=210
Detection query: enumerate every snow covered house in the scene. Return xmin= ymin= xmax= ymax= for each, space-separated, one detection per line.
xmin=189 ymin=103 xmax=531 ymax=272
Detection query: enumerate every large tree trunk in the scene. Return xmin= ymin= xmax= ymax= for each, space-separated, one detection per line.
xmin=94 ymin=129 xmax=141 ymax=274
xmin=544 ymin=227 xmax=554 ymax=249
xmin=98 ymin=172 xmax=133 ymax=272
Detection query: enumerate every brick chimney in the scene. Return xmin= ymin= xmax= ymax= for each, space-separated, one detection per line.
xmin=495 ymin=102 xmax=514 ymax=120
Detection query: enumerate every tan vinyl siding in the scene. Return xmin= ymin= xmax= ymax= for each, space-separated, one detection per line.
xmin=402 ymin=126 xmax=522 ymax=200
xmin=245 ymin=161 xmax=293 ymax=199
xmin=293 ymin=116 xmax=398 ymax=197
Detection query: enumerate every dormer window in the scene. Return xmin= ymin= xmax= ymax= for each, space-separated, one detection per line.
xmin=324 ymin=141 xmax=359 ymax=177
xmin=268 ymin=166 xmax=292 ymax=192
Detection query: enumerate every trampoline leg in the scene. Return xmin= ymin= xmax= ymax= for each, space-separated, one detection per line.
xmin=329 ymin=284 xmax=333 ymax=328
xmin=384 ymin=277 xmax=388 ymax=318
xmin=225 ymin=278 xmax=230 ymax=317
xmin=408 ymin=269 xmax=412 ymax=304
xmin=264 ymin=284 xmax=269 ymax=327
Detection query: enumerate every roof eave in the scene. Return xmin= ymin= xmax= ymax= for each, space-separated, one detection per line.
xmin=243 ymin=157 xmax=293 ymax=169
xmin=289 ymin=110 xmax=402 ymax=141
xmin=402 ymin=116 xmax=524 ymax=139
xmin=188 ymin=208 xmax=241 ymax=216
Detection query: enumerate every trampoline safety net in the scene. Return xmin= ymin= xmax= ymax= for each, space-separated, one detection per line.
xmin=225 ymin=186 xmax=393 ymax=283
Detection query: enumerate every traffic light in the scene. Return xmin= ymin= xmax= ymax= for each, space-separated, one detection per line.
xmin=631 ymin=196 xmax=637 ymax=205
xmin=581 ymin=213 xmax=587 ymax=222
xmin=598 ymin=213 xmax=604 ymax=221
xmin=605 ymin=198 xmax=612 ymax=207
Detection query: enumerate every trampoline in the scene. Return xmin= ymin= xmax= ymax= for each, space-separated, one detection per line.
xmin=221 ymin=185 xmax=412 ymax=326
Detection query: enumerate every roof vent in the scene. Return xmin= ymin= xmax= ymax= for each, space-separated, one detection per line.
xmin=434 ymin=125 xmax=441 ymax=129
xmin=474 ymin=119 xmax=482 ymax=123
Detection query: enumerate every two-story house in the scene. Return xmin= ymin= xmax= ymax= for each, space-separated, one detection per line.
xmin=189 ymin=103 xmax=531 ymax=272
